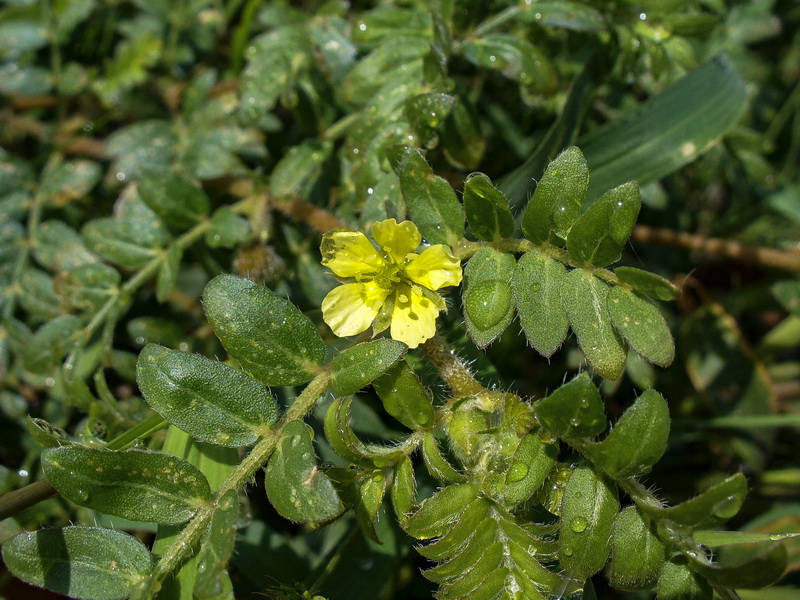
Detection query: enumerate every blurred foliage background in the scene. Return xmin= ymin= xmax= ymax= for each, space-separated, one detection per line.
xmin=0 ymin=0 xmax=799 ymax=598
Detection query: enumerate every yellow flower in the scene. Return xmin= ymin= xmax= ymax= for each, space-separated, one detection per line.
xmin=321 ymin=218 xmax=462 ymax=348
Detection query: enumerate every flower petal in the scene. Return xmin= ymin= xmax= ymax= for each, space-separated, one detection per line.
xmin=404 ymin=245 xmax=462 ymax=290
xmin=390 ymin=284 xmax=440 ymax=348
xmin=371 ymin=219 xmax=421 ymax=264
xmin=322 ymin=282 xmax=391 ymax=337
xmin=321 ymin=230 xmax=385 ymax=279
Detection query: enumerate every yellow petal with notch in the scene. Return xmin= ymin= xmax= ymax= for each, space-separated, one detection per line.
xmin=390 ymin=284 xmax=440 ymax=348
xmin=322 ymin=282 xmax=391 ymax=337
xmin=371 ymin=219 xmax=422 ymax=264
xmin=321 ymin=230 xmax=385 ymax=278
xmin=404 ymin=245 xmax=462 ymax=290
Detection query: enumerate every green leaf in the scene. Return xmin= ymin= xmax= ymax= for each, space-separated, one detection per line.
xmin=264 ymin=420 xmax=344 ymax=523
xmin=39 ymin=160 xmax=101 ymax=207
xmin=239 ymin=26 xmax=313 ymax=123
xmin=502 ymin=434 xmax=558 ymax=507
xmin=615 ymin=266 xmax=681 ymax=301
xmin=422 ymin=432 xmax=466 ymax=484
xmin=136 ymin=344 xmax=279 ymax=447
xmin=512 ymin=251 xmax=569 ymax=358
xmin=82 ymin=216 xmax=167 ymax=269
xmin=608 ymin=286 xmax=675 ymax=367
xmin=403 ymin=483 xmax=480 ymax=539
xmin=566 ymin=181 xmax=640 ymax=268
xmin=643 ymin=473 xmax=748 ymax=528
xmin=417 ymin=499 xmax=490 ymax=561
xmin=521 ymin=147 xmax=588 ymax=244
xmin=518 ymin=1 xmax=607 ymax=32
xmin=342 ymin=37 xmax=429 ymax=104
xmin=462 ymin=34 xmax=558 ymax=96
xmin=391 ymin=455 xmax=416 ymax=520
xmin=658 ymin=558 xmax=713 ymax=600
xmin=534 ymin=373 xmax=606 ymax=440
xmin=26 ymin=416 xmax=71 ymax=449
xmin=202 ymin=274 xmax=325 ymax=386
xmin=693 ymin=531 xmax=800 ymax=547
xmin=441 ymin=96 xmax=485 ymax=170
xmin=330 ymin=339 xmax=406 ymax=396
xmin=354 ymin=470 xmax=388 ymax=544
xmin=373 ymin=360 xmax=435 ymax=430
xmin=155 ymin=244 xmax=182 ymax=303
xmin=194 ymin=489 xmax=239 ymax=599
xmin=583 ymin=389 xmax=670 ymax=479
xmin=405 ymin=93 xmax=456 ymax=148
xmin=270 ymin=140 xmax=333 ymax=199
xmin=23 ymin=315 xmax=82 ymax=374
xmin=41 ymin=446 xmax=211 ymax=525
xmin=205 ymin=207 xmax=250 ymax=248
xmin=33 ymin=220 xmax=99 ymax=271
xmin=558 ymin=465 xmax=619 ymax=580
xmin=689 ymin=542 xmax=787 ymax=590
xmin=462 ymin=172 xmax=514 ymax=241
xmin=1 ymin=526 xmax=153 ymax=600
xmin=393 ymin=146 xmax=465 ymax=247
xmin=463 ymin=247 xmax=516 ymax=348
xmin=562 ymin=269 xmax=627 ymax=380
xmin=136 ymin=167 xmax=210 ymax=228
xmin=609 ymin=506 xmax=667 ymax=590
xmin=580 ymin=54 xmax=747 ymax=203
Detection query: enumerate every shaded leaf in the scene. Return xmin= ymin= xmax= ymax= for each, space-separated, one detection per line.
xmin=534 ymin=373 xmax=606 ymax=440
xmin=393 ymin=146 xmax=465 ymax=247
xmin=463 ymin=172 xmax=514 ymax=241
xmin=615 ymin=266 xmax=681 ymax=301
xmin=373 ymin=360 xmax=435 ymax=430
xmin=2 ymin=526 xmax=152 ymax=600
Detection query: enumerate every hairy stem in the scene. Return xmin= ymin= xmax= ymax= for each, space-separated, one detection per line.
xmin=141 ymin=372 xmax=331 ymax=594
xmin=422 ymin=335 xmax=485 ymax=396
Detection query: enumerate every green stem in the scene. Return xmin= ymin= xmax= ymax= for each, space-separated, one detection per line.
xmin=455 ymin=237 xmax=624 ymax=286
xmin=421 ymin=335 xmax=485 ymax=396
xmin=471 ymin=6 xmax=521 ymax=39
xmin=322 ymin=112 xmax=362 ymax=142
xmin=141 ymin=372 xmax=331 ymax=594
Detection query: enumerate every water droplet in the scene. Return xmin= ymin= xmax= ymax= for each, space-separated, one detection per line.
xmin=536 ymin=428 xmax=555 ymax=444
xmin=639 ymin=12 xmax=647 ymax=20
xmin=562 ymin=547 xmax=573 ymax=557
xmin=17 ymin=469 xmax=29 ymax=478
xmin=570 ymin=516 xmax=588 ymax=533
xmin=116 ymin=172 xmax=126 ymax=181
xmin=507 ymin=463 xmax=529 ymax=482
xmin=711 ymin=495 xmax=739 ymax=519
xmin=75 ymin=489 xmax=90 ymax=502
xmin=569 ymin=418 xmax=580 ymax=427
